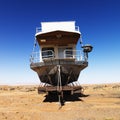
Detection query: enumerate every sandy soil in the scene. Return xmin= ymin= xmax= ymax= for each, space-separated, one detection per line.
xmin=0 ymin=83 xmax=120 ymax=120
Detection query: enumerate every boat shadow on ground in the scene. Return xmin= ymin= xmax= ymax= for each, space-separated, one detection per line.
xmin=43 ymin=92 xmax=89 ymax=105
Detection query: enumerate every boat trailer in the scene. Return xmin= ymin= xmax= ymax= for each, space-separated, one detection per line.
xmin=38 ymin=65 xmax=83 ymax=106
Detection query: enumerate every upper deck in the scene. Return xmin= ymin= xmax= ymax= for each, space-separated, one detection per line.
xmin=36 ymin=21 xmax=80 ymax=35
xmin=35 ymin=21 xmax=81 ymax=46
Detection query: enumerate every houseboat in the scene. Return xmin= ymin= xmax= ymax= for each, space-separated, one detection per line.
xmin=30 ymin=21 xmax=92 ymax=104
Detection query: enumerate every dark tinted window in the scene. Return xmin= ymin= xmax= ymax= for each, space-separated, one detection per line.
xmin=65 ymin=47 xmax=73 ymax=57
xmin=42 ymin=47 xmax=54 ymax=58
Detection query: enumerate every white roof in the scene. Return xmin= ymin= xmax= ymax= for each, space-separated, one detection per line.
xmin=42 ymin=21 xmax=75 ymax=31
xmin=35 ymin=21 xmax=80 ymax=36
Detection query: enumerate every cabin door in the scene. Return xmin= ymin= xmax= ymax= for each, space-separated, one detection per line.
xmin=58 ymin=48 xmax=65 ymax=58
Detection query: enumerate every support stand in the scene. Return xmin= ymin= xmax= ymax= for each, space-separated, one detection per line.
xmin=57 ymin=65 xmax=64 ymax=106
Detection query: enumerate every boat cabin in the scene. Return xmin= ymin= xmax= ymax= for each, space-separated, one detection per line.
xmin=34 ymin=21 xmax=82 ymax=62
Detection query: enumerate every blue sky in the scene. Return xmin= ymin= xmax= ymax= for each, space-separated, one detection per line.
xmin=0 ymin=0 xmax=120 ymax=85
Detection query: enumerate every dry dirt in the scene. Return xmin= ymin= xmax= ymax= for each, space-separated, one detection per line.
xmin=0 ymin=83 xmax=120 ymax=120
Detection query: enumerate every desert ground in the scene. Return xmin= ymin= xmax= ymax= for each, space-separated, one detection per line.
xmin=0 ymin=83 xmax=120 ymax=120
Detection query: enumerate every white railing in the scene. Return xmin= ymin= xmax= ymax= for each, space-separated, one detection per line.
xmin=75 ymin=26 xmax=79 ymax=32
xmin=30 ymin=50 xmax=54 ymax=63
xmin=36 ymin=27 xmax=41 ymax=33
xmin=30 ymin=52 xmax=40 ymax=63
xmin=36 ymin=26 xmax=80 ymax=33
xmin=30 ymin=50 xmax=85 ymax=63
xmin=64 ymin=50 xmax=84 ymax=61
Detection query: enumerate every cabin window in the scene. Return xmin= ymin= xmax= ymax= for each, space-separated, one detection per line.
xmin=65 ymin=47 xmax=73 ymax=57
xmin=42 ymin=47 xmax=54 ymax=58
